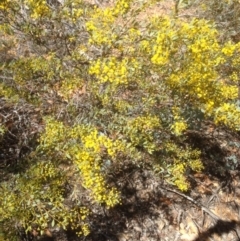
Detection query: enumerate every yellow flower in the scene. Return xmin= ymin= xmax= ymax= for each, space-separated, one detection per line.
xmin=82 ymin=224 xmax=90 ymax=236
xmin=171 ymin=121 xmax=187 ymax=136
xmin=222 ymin=42 xmax=236 ymax=56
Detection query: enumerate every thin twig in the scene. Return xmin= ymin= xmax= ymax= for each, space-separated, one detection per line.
xmin=161 ymin=186 xmax=221 ymax=221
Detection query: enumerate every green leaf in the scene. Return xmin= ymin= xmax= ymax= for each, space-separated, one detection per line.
xmin=51 ymin=219 xmax=55 ymax=227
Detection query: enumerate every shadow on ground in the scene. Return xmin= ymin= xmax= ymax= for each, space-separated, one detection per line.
xmin=193 ymin=220 xmax=240 ymax=241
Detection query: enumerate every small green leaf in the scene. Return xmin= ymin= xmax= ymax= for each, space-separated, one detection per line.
xmin=51 ymin=219 xmax=55 ymax=227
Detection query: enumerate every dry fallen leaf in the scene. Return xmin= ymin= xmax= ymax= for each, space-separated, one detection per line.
xmin=156 ymin=219 xmax=165 ymax=231
xmin=180 ymin=233 xmax=198 ymax=241
xmin=186 ymin=216 xmax=199 ymax=235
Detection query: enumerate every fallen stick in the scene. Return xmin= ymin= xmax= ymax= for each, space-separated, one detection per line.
xmin=161 ymin=186 xmax=221 ymax=221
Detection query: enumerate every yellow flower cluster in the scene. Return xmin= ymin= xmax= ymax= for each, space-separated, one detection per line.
xmin=171 ymin=121 xmax=187 ymax=136
xmin=89 ymin=57 xmax=139 ymax=86
xmin=204 ymin=100 xmax=215 ymax=115
xmin=57 ymin=207 xmax=90 ymax=236
xmin=140 ymin=40 xmax=151 ymax=54
xmin=223 ymin=42 xmax=240 ymax=84
xmin=65 ymin=0 xmax=84 ymax=22
xmin=0 ymin=0 xmax=10 ymax=10
xmin=150 ymin=18 xmax=227 ymax=114
xmin=81 ymin=129 xmax=125 ymax=158
xmin=62 ymin=5 xmax=83 ymax=23
xmin=131 ymin=116 xmax=160 ymax=131
xmin=114 ymin=0 xmax=133 ymax=15
xmin=202 ymin=81 xmax=238 ymax=117
xmin=81 ymin=224 xmax=90 ymax=236
xmin=149 ymin=16 xmax=240 ymax=132
xmin=114 ymin=100 xmax=131 ymax=113
xmin=214 ymin=103 xmax=240 ymax=130
xmin=26 ymin=0 xmax=50 ymax=19
xmin=125 ymin=115 xmax=161 ymax=153
xmin=163 ymin=142 xmax=203 ymax=191
xmin=171 ymin=163 xmax=189 ymax=192
xmin=40 ymin=119 xmax=124 ymax=208
xmin=39 ymin=118 xmax=66 ymax=150
xmin=170 ymin=107 xmax=187 ymax=136
xmin=122 ymin=27 xmax=141 ymax=44
xmin=0 ymin=158 xmax=92 ymax=238
xmin=86 ymin=7 xmax=117 ymax=45
xmin=222 ymin=42 xmax=237 ymax=56
xmin=78 ymin=141 xmax=122 ymax=203
xmin=151 ymin=18 xmax=173 ymax=65
xmin=85 ymin=0 xmax=138 ymax=45
xmin=166 ymin=21 xmax=222 ymax=101
xmin=219 ymin=85 xmax=238 ymax=100
xmin=0 ymin=83 xmax=19 ymax=102
xmin=230 ymin=72 xmax=239 ymax=82
xmin=183 ymin=19 xmax=219 ymax=57
xmin=57 ymin=78 xmax=84 ymax=102
xmin=75 ymin=149 xmax=120 ymax=207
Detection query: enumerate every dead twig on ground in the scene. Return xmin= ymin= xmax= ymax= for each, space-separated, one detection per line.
xmin=161 ymin=186 xmax=221 ymax=221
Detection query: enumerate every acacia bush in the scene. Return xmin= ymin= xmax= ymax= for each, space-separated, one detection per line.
xmin=0 ymin=0 xmax=240 ymax=239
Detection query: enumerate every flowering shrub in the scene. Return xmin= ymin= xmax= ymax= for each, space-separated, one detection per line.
xmin=39 ymin=118 xmax=127 ymax=207
xmin=0 ymin=160 xmax=90 ymax=238
xmin=0 ymin=0 xmax=240 ymax=239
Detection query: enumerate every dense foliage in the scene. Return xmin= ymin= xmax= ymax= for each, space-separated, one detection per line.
xmin=0 ymin=0 xmax=240 ymax=239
